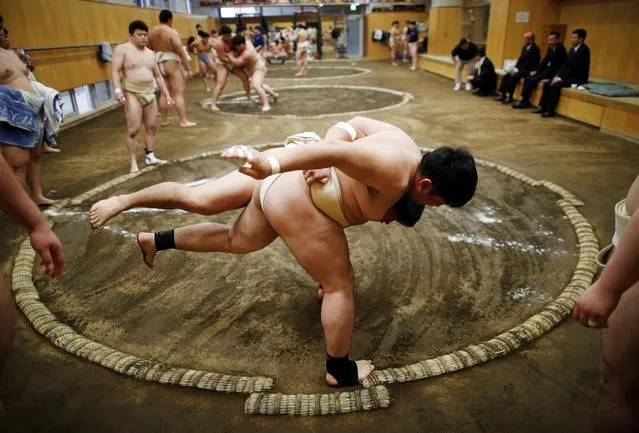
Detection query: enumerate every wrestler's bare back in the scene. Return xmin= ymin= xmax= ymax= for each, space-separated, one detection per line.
xmin=148 ymin=24 xmax=181 ymax=54
xmin=116 ymin=43 xmax=156 ymax=82
xmin=263 ymin=120 xmax=421 ymax=225
xmin=296 ymin=29 xmax=309 ymax=43
xmin=0 ymin=49 xmax=34 ymax=93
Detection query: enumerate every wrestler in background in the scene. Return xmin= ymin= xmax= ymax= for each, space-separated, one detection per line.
xmin=148 ymin=10 xmax=195 ymax=128
xmin=113 ymin=20 xmax=173 ymax=173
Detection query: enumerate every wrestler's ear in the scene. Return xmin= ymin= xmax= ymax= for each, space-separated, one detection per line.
xmin=419 ymin=178 xmax=433 ymax=194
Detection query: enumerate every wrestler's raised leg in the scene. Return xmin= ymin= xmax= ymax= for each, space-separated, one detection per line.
xmin=136 ymin=182 xmax=278 ymax=266
xmin=164 ymin=61 xmax=195 ymax=128
xmin=264 ymin=173 xmax=374 ymax=386
xmin=28 ymin=142 xmax=57 ymax=206
xmin=89 ymin=170 xmax=256 ymax=229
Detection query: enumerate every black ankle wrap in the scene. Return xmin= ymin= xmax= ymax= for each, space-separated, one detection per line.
xmin=154 ymin=229 xmax=175 ymax=251
xmin=326 ymin=354 xmax=359 ymax=387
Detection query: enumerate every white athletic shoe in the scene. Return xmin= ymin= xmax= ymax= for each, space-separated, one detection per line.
xmin=145 ymin=152 xmax=167 ymax=166
xmin=465 ymin=82 xmax=473 ymax=91
xmin=453 ymin=83 xmax=462 ymax=91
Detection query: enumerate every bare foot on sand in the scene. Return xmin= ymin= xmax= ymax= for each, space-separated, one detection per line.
xmin=34 ymin=196 xmax=58 ymax=207
xmin=136 ymin=232 xmax=156 ymax=268
xmin=326 ymin=360 xmax=375 ymax=387
xmin=273 ymin=93 xmax=279 ymax=104
xmin=180 ymin=121 xmax=197 ymax=128
xmin=160 ymin=120 xmax=170 ymax=127
xmin=89 ymin=196 xmax=127 ymax=229
xmin=262 ymin=105 xmax=271 ymax=112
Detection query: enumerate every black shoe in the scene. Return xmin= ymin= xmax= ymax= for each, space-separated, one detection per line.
xmin=541 ymin=111 xmax=556 ymax=118
xmin=532 ymin=107 xmax=545 ymax=114
xmin=494 ymin=95 xmax=505 ymax=102
xmin=476 ymin=92 xmax=489 ymax=97
xmin=512 ymin=100 xmax=530 ymax=109
xmin=503 ymin=96 xmax=513 ymax=104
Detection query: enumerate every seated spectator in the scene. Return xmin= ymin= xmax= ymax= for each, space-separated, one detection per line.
xmin=494 ymin=32 xmax=540 ymax=104
xmin=468 ymin=47 xmax=496 ymax=96
xmin=535 ymin=28 xmax=590 ymax=118
xmin=451 ymin=38 xmax=478 ymax=91
xmin=513 ymin=31 xmax=567 ymax=109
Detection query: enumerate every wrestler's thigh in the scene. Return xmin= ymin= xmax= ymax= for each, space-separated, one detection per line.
xmin=165 ymin=63 xmax=185 ymax=92
xmin=1 ymin=143 xmax=30 ymax=185
xmin=189 ymin=170 xmax=256 ymax=212
xmin=216 ymin=66 xmax=230 ymax=83
xmin=231 ymin=67 xmax=249 ymax=81
xmin=601 ymin=283 xmax=639 ymax=392
xmin=263 ymin=172 xmax=352 ymax=287
xmin=124 ymin=94 xmax=143 ymax=129
xmin=142 ymin=100 xmax=158 ymax=129
xmin=251 ymin=70 xmax=265 ymax=88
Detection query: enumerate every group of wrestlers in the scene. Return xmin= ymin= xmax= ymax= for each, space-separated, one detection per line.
xmin=2 ymin=9 xmax=639 ymax=432
xmin=112 ymin=10 xmax=285 ymax=173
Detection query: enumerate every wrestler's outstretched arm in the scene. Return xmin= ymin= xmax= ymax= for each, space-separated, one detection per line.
xmin=224 ymin=134 xmax=406 ymax=192
xmin=0 ymin=156 xmax=64 ymax=277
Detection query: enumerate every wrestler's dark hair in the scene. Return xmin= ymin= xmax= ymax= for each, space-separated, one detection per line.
xmin=196 ymin=24 xmax=202 ymax=29
xmin=418 ymin=146 xmax=477 ymax=208
xmin=159 ymin=9 xmax=172 ymax=23
xmin=199 ymin=31 xmax=210 ymax=38
xmin=392 ymin=21 xmax=399 ymax=26
xmin=211 ymin=29 xmax=217 ymax=35
xmin=187 ymin=36 xmax=195 ymax=46
xmin=129 ymin=20 xmax=149 ymax=35
xmin=232 ymin=34 xmax=246 ymax=46
xmin=459 ymin=38 xmax=468 ymax=45
xmin=220 ymin=25 xmax=233 ymax=35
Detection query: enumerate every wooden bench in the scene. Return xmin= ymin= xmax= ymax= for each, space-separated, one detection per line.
xmin=418 ymin=54 xmax=639 ymax=141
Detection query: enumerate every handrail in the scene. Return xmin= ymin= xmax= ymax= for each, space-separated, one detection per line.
xmin=27 ymin=42 xmax=125 ymax=52
xmin=26 ymin=37 xmax=191 ymax=52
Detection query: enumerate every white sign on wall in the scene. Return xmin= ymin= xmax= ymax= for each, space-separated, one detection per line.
xmin=515 ymin=11 xmax=530 ymax=23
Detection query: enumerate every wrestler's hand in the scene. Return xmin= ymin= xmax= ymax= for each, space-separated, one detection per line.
xmin=165 ymin=95 xmax=174 ymax=108
xmin=186 ymin=70 xmax=194 ymax=80
xmin=572 ymin=281 xmax=621 ymax=328
xmin=115 ymin=91 xmax=126 ymax=104
xmin=29 ymin=223 xmax=64 ymax=278
xmin=303 ymin=168 xmax=330 ymax=185
xmin=222 ymin=146 xmax=271 ymax=179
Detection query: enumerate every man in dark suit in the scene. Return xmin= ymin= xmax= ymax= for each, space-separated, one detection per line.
xmin=535 ymin=28 xmax=590 ymax=118
xmin=513 ymin=31 xmax=567 ymax=109
xmin=469 ymin=47 xmax=496 ymax=96
xmin=494 ymin=32 xmax=540 ymax=104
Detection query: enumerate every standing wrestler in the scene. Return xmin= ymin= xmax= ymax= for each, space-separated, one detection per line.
xmin=113 ymin=21 xmax=174 ymax=173
xmin=295 ymin=24 xmax=310 ymax=76
xmin=190 ymin=31 xmax=218 ymax=92
xmin=389 ymin=21 xmax=400 ymax=66
xmin=148 ymin=10 xmax=195 ymax=128
xmin=228 ymin=35 xmax=279 ymax=112
xmin=0 ymin=24 xmax=56 ymax=205
xmin=209 ymin=25 xmax=253 ymax=112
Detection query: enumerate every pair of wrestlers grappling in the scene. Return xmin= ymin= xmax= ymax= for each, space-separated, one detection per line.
xmin=88 ymin=117 xmax=478 ymax=387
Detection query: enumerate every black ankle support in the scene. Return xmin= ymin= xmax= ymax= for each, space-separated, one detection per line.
xmin=145 ymin=148 xmax=152 ymax=154
xmin=326 ymin=354 xmax=359 ymax=387
xmin=154 ymin=229 xmax=175 ymax=251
